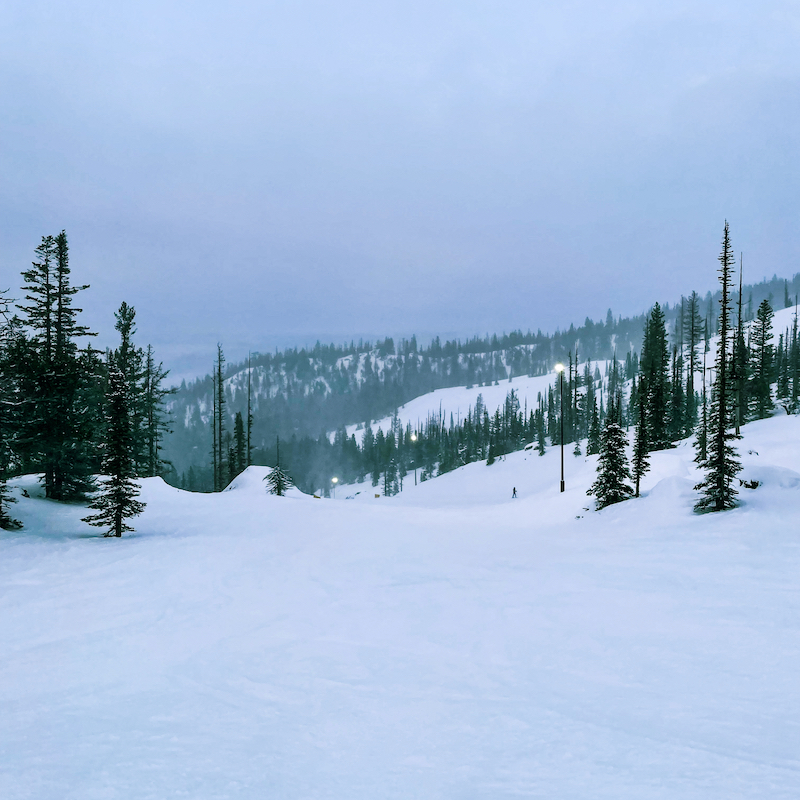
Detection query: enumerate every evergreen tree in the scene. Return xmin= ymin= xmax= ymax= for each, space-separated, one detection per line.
xmin=211 ymin=367 xmax=218 ymax=490
xmin=732 ymin=259 xmax=748 ymax=434
xmin=0 ymin=474 xmax=20 ymax=530
xmin=18 ymin=232 xmax=97 ymax=500
xmin=246 ymin=353 xmax=253 ymax=467
xmin=82 ymin=361 xmax=146 ymax=537
xmin=233 ymin=411 xmax=246 ymax=475
xmin=113 ymin=302 xmax=147 ymax=471
xmin=384 ymin=457 xmax=398 ymax=495
xmin=536 ymin=408 xmax=547 ymax=456
xmin=0 ymin=294 xmax=21 ymax=529
xmin=791 ymin=311 xmax=800 ymax=411
xmin=631 ymin=376 xmax=650 ymax=497
xmin=587 ymin=397 xmax=633 ymax=509
xmin=142 ymin=345 xmax=173 ymax=477
xmin=639 ymin=302 xmax=672 ymax=450
xmin=669 ymin=345 xmax=685 ymax=441
xmin=215 ymin=344 xmax=226 ymax=490
xmin=264 ymin=436 xmax=292 ymax=496
xmin=226 ymin=433 xmax=237 ymax=485
xmin=775 ymin=330 xmax=790 ymax=404
xmin=684 ymin=290 xmax=703 ymax=432
xmin=694 ymin=222 xmax=742 ymax=513
xmin=749 ymin=299 xmax=774 ymax=419
xmin=587 ymin=398 xmax=601 ymax=455
xmin=694 ymin=350 xmax=709 ymax=464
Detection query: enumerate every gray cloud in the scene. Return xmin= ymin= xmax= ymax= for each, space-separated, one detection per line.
xmin=2 ymin=0 xmax=799 ymax=380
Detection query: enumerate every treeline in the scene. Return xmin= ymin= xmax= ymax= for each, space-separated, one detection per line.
xmin=165 ymin=270 xmax=800 ymax=479
xmin=177 ymin=346 xmax=635 ymax=495
xmin=0 ymin=232 xmax=172 ymax=533
xmin=590 ymin=223 xmax=800 ymax=512
xmin=176 ymin=225 xmax=800 ymax=501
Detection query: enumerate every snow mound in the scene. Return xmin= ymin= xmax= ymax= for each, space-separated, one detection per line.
xmin=740 ymin=464 xmax=800 ymax=490
xmin=223 ymin=465 xmax=308 ymax=498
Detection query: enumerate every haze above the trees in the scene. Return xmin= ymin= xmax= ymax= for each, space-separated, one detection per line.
xmin=2 ymin=0 xmax=799 ymax=378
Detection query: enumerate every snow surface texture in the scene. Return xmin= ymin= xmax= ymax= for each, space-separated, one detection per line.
xmin=2 ymin=415 xmax=800 ymax=799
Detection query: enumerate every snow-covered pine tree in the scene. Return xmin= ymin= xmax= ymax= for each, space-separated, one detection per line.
xmin=246 ymin=353 xmax=253 ymax=468
xmin=586 ymin=397 xmax=601 ymax=455
xmin=226 ymin=433 xmax=237 ymax=485
xmin=694 ymin=222 xmax=742 ymax=513
xmin=732 ymin=259 xmax=749 ymax=434
xmin=695 ymin=349 xmax=709 ymax=464
xmin=749 ymin=299 xmax=774 ymax=419
xmin=113 ymin=302 xmax=146 ymax=468
xmin=587 ymin=396 xmax=633 ymax=509
xmin=639 ymin=302 xmax=672 ymax=451
xmin=82 ymin=360 xmax=146 ymax=537
xmin=211 ymin=366 xmax=218 ymax=489
xmin=790 ymin=310 xmax=799 ymax=411
xmin=215 ymin=344 xmax=226 ymax=491
xmin=632 ymin=375 xmax=650 ymax=497
xmin=142 ymin=344 xmax=173 ymax=477
xmin=536 ymin=408 xmax=546 ymax=455
xmin=18 ymin=232 xmax=97 ymax=500
xmin=264 ymin=436 xmax=292 ymax=496
xmin=0 ymin=475 xmax=20 ymax=530
xmin=233 ymin=411 xmax=246 ymax=476
xmin=684 ymin=290 xmax=704 ymax=433
xmin=668 ymin=344 xmax=685 ymax=441
xmin=0 ymin=293 xmax=21 ymax=529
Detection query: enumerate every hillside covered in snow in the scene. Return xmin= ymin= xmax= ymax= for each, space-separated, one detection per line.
xmin=163 ymin=273 xmax=800 ymax=491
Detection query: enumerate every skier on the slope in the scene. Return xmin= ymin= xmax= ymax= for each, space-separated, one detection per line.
xmin=512 ymin=487 xmax=517 ymax=499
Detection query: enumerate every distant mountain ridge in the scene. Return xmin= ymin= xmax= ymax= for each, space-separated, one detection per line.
xmin=163 ymin=271 xmax=800 ymax=478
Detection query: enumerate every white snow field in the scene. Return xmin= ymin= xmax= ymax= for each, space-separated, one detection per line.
xmin=2 ymin=414 xmax=800 ymax=799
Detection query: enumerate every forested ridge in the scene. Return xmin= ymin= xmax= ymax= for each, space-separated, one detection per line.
xmin=1 ymin=228 xmax=798 ymax=524
xmin=165 ymin=264 xmax=800 ymax=496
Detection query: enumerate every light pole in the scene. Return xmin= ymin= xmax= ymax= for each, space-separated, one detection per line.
xmin=555 ymin=363 xmax=565 ymax=492
xmin=331 ymin=476 xmax=338 ymax=499
xmin=410 ymin=432 xmax=418 ymax=485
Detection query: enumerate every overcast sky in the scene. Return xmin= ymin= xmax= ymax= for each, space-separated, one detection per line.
xmin=2 ymin=0 xmax=799 ymax=381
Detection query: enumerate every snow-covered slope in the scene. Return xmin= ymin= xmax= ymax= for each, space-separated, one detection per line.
xmin=341 ymin=370 xmax=559 ymax=442
xmin=2 ymin=411 xmax=800 ymax=798
xmin=343 ymin=303 xmax=800 ymax=444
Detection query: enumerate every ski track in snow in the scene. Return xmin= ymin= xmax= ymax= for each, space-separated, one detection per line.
xmin=2 ymin=414 xmax=800 ymax=798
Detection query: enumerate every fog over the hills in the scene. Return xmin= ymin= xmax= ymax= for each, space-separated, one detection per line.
xmin=2 ymin=0 xmax=799 ymax=380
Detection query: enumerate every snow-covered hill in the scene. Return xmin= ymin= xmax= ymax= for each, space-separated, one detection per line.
xmin=339 ymin=370 xmax=559 ymax=443
xmin=343 ymin=303 xmax=800 ymax=445
xmin=2 ymin=409 xmax=800 ymax=798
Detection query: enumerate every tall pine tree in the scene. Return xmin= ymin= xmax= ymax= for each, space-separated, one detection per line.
xmin=639 ymin=303 xmax=672 ymax=451
xmin=749 ymin=299 xmax=774 ymax=419
xmin=587 ymin=395 xmax=633 ymax=509
xmin=694 ymin=222 xmax=742 ymax=512
xmin=82 ymin=360 xmax=146 ymax=537
xmin=18 ymin=231 xmax=97 ymax=499
xmin=632 ymin=375 xmax=650 ymax=497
